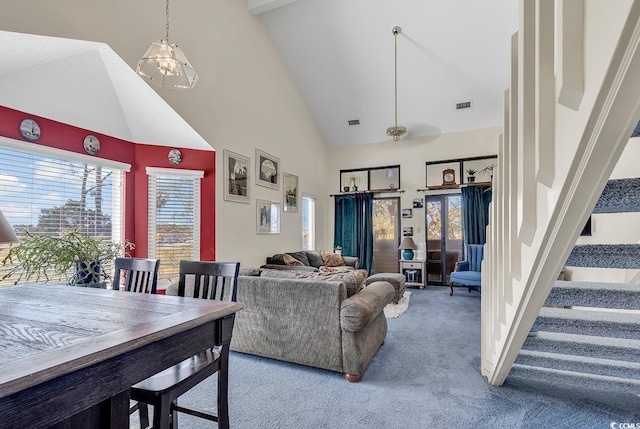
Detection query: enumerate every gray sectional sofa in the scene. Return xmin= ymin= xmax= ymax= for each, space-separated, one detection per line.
xmin=230 ymin=268 xmax=394 ymax=382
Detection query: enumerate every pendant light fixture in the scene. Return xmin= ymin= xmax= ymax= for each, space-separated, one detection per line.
xmin=386 ymin=26 xmax=407 ymax=141
xmin=136 ymin=0 xmax=199 ymax=89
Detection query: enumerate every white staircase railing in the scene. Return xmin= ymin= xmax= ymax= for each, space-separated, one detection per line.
xmin=482 ymin=0 xmax=640 ymax=386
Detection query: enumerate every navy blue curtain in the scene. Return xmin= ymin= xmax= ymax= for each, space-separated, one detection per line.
xmin=334 ymin=193 xmax=374 ymax=273
xmin=461 ymin=186 xmax=492 ymax=245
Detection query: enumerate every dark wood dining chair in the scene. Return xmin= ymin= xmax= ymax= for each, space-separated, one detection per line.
xmin=112 ymin=257 xmax=160 ymax=293
xmin=111 ymin=257 xmax=160 ymax=428
xmin=130 ymin=260 xmax=240 ymax=429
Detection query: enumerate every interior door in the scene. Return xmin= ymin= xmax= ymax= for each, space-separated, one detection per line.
xmin=371 ymin=197 xmax=400 ymax=274
xmin=426 ymin=194 xmax=463 ymax=285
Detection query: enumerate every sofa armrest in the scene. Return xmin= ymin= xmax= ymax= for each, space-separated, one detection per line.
xmin=340 ymin=281 xmax=394 ymax=332
xmin=342 ymin=256 xmax=359 ymax=269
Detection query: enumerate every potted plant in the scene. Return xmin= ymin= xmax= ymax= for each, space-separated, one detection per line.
xmin=479 ymin=164 xmax=495 ymax=181
xmin=2 ymin=229 xmax=134 ymax=287
xmin=466 ymin=169 xmax=477 ymax=183
xmin=349 ymin=176 xmax=359 ymax=191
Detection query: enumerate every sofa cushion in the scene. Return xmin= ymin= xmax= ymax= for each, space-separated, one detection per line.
xmin=239 ymin=267 xmax=261 ymax=277
xmin=305 ymin=250 xmax=324 ymax=268
xmin=283 ymin=253 xmax=304 ymax=266
xmin=321 ymin=251 xmax=345 ymax=267
xmin=286 ymin=251 xmax=310 ymax=266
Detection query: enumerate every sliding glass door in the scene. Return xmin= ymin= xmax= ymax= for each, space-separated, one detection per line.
xmin=371 ymin=197 xmax=400 ymax=274
xmin=426 ymin=194 xmax=463 ymax=285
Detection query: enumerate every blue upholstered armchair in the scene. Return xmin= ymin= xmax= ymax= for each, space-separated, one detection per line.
xmin=449 ymin=244 xmax=484 ymax=296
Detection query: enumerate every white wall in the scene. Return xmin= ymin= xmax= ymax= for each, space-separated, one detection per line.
xmin=326 ymin=127 xmax=501 ymax=248
xmin=0 ymin=0 xmax=330 ymax=268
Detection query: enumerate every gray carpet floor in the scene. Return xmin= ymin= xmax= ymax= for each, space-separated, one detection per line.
xmin=133 ymin=286 xmax=640 ymax=428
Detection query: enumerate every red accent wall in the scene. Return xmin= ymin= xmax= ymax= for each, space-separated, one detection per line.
xmin=0 ymin=105 xmax=216 ymax=260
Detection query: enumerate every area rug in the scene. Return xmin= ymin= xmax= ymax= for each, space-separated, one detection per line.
xmin=384 ymin=290 xmax=411 ymax=318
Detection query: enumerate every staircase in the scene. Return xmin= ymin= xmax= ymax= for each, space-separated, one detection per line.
xmin=482 ymin=0 xmax=640 ymax=387
xmin=510 ymin=279 xmax=640 ymax=392
xmin=508 ymin=177 xmax=640 ymax=392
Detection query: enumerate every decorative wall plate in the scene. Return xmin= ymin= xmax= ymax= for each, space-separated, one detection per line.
xmin=168 ymin=149 xmax=182 ymax=165
xmin=19 ymin=118 xmax=41 ymax=142
xmin=83 ymin=135 xmax=100 ymax=155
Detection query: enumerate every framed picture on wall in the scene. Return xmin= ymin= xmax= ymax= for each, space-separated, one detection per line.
xmin=283 ymin=172 xmax=299 ymax=212
xmin=403 ymin=226 xmax=414 ymax=237
xmin=402 ymin=208 xmax=412 ymax=218
xmin=256 ymin=149 xmax=280 ymax=190
xmin=223 ymin=150 xmax=250 ymax=203
xmin=256 ymin=199 xmax=281 ymax=234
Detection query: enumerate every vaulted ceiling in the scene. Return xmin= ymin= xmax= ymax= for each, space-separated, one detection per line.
xmin=252 ymin=0 xmax=518 ymax=147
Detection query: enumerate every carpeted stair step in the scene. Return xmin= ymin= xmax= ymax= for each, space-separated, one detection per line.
xmin=533 ymin=307 xmax=640 ymax=340
xmin=546 ymin=280 xmax=640 ymax=309
xmin=515 ymin=349 xmax=640 ymax=379
xmin=509 ymin=364 xmax=640 ymax=393
xmin=593 ymin=178 xmax=640 ymax=213
xmin=565 ymin=244 xmax=640 ymax=269
xmin=522 ymin=331 xmax=640 ymax=362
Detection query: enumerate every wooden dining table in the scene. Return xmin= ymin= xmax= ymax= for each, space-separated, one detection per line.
xmin=0 ymin=283 xmax=243 ymax=429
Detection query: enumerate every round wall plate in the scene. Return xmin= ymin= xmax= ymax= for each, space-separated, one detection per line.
xmin=19 ymin=118 xmax=41 ymax=142
xmin=83 ymin=135 xmax=100 ymax=155
xmin=168 ymin=149 xmax=182 ymax=165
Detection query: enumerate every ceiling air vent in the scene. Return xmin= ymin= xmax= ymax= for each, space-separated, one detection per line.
xmin=348 ymin=119 xmax=360 ymax=126
xmin=456 ymin=101 xmax=472 ymax=110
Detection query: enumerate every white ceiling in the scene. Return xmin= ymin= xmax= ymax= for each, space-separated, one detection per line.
xmin=255 ymin=0 xmax=519 ymax=147
xmin=0 ymin=30 xmax=212 ymax=151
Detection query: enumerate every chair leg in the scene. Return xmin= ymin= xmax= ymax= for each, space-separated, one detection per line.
xmin=171 ymin=398 xmax=178 ymax=429
xmin=217 ymin=346 xmax=231 ymax=429
xmin=153 ymin=395 xmax=172 ymax=429
xmin=138 ymin=403 xmax=150 ymax=428
xmin=450 ymin=283 xmax=454 ymax=296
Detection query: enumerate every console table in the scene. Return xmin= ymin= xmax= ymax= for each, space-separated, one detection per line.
xmin=399 ymin=259 xmax=426 ymax=289
xmin=0 ymin=283 xmax=242 ymax=428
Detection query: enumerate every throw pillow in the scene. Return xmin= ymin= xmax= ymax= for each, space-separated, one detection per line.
xmin=321 ymin=251 xmax=345 ymax=267
xmin=283 ymin=253 xmax=304 ymax=266
xmin=305 ymin=250 xmax=324 ymax=268
xmin=286 ymin=251 xmax=310 ymax=266
xmin=268 ymin=253 xmax=286 ymax=265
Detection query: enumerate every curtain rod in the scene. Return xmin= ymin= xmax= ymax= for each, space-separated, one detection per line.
xmin=330 ymin=189 xmax=405 ymax=197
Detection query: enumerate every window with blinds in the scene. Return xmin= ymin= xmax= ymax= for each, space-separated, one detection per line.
xmin=0 ymin=143 xmax=125 ymax=285
xmin=147 ymin=168 xmax=203 ymax=276
xmin=301 ymin=194 xmax=316 ymax=250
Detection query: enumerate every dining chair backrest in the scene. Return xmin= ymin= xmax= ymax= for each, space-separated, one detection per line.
xmin=112 ymin=257 xmax=160 ymax=293
xmin=178 ymin=260 xmax=240 ymax=302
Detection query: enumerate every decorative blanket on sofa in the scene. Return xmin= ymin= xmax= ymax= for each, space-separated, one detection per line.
xmin=259 ymin=268 xmax=368 ymax=297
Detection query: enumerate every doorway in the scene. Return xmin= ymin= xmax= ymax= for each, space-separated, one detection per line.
xmin=371 ymin=197 xmax=400 ymax=274
xmin=425 ymin=194 xmax=463 ymax=285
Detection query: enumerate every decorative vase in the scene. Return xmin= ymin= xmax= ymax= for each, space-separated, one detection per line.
xmin=467 ymin=176 xmax=475 ymax=183
xmin=352 ymin=186 xmax=358 ymax=191
xmin=74 ymin=261 xmax=103 ymax=287
xmin=402 ymin=249 xmax=414 ymax=260
xmin=343 ymin=186 xmax=350 ymax=192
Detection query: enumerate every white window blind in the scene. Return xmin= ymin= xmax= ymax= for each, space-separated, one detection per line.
xmin=147 ymin=168 xmax=203 ymax=276
xmin=0 ymin=142 xmax=125 ymax=285
xmin=301 ymin=193 xmax=316 ymax=250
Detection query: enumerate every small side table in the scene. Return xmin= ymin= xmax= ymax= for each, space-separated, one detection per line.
xmin=400 ymin=259 xmax=426 ymax=289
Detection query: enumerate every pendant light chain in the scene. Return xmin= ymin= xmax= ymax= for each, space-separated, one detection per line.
xmin=165 ymin=0 xmax=170 ymax=42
